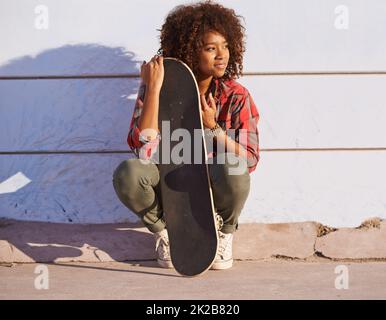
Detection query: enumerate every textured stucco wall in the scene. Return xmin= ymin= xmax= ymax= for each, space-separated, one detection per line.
xmin=1 ymin=0 xmax=386 ymax=227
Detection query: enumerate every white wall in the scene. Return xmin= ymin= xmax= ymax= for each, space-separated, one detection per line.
xmin=1 ymin=0 xmax=385 ymax=227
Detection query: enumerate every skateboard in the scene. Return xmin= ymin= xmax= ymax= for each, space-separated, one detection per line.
xmin=157 ymin=57 xmax=219 ymax=277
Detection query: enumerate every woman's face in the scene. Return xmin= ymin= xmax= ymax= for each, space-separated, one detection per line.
xmin=196 ymin=31 xmax=230 ymax=79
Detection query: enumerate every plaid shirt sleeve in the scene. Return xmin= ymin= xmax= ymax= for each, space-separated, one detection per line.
xmin=127 ymin=82 xmax=160 ymax=160
xmin=230 ymin=89 xmax=260 ymax=173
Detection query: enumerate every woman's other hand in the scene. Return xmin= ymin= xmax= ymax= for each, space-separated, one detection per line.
xmin=140 ymin=55 xmax=164 ymax=92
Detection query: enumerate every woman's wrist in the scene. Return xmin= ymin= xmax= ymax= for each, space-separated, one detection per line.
xmin=206 ymin=121 xmax=217 ymax=130
xmin=146 ymin=85 xmax=161 ymax=95
xmin=205 ymin=122 xmax=224 ymax=140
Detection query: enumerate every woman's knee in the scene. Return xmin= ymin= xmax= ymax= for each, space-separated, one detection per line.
xmin=113 ymin=159 xmax=135 ymax=183
xmin=113 ymin=158 xmax=158 ymax=190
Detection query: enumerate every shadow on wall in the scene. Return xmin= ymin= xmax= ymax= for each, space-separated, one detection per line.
xmin=0 ymin=44 xmax=143 ymax=224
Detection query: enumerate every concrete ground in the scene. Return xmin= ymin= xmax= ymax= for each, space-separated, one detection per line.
xmin=1 ymin=218 xmax=386 ymax=300
xmin=1 ymin=260 xmax=386 ymax=300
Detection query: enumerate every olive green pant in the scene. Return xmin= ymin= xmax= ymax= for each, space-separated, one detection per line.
xmin=112 ymin=153 xmax=250 ymax=234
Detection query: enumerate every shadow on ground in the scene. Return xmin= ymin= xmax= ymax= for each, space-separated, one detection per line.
xmin=1 ymin=218 xmax=154 ymax=261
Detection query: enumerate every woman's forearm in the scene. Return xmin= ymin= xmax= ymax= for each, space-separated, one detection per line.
xmin=137 ymin=87 xmax=160 ymax=140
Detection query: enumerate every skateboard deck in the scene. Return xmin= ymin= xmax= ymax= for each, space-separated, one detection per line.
xmin=157 ymin=57 xmax=219 ymax=277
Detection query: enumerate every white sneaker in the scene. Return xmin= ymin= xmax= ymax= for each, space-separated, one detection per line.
xmin=211 ymin=231 xmax=233 ymax=270
xmin=154 ymin=229 xmax=173 ymax=269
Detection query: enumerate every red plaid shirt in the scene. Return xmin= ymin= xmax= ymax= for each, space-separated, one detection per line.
xmin=127 ymin=78 xmax=260 ymax=173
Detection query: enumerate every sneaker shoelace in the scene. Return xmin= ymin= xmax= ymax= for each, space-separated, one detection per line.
xmin=218 ymin=232 xmax=232 ymax=259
